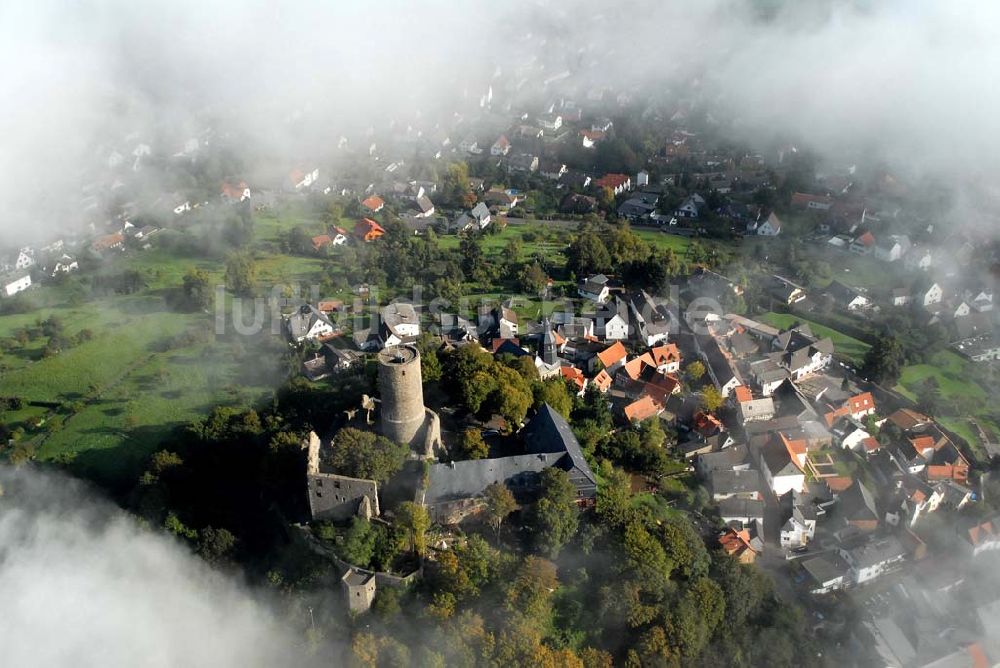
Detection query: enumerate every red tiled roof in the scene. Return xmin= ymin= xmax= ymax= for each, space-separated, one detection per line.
xmin=733 ymin=386 xmax=753 ymax=403
xmin=560 ymin=365 xmax=586 ymax=391
xmin=221 ymin=181 xmax=248 ymax=199
xmin=968 ymin=520 xmax=997 ymax=546
xmin=354 ymin=218 xmax=385 ymax=240
xmin=312 ymin=234 xmax=332 ymax=250
xmin=968 ymin=643 xmax=989 ymax=668
xmin=650 ymin=343 xmax=681 ymax=367
xmin=621 ymin=353 xmax=656 ymax=381
xmin=595 ymin=173 xmax=630 ymax=189
xmin=862 ymin=437 xmax=880 ymax=452
xmin=780 ymin=432 xmax=807 ymax=469
xmin=491 ymin=337 xmax=519 ymax=353
xmin=643 ymin=374 xmax=680 ymax=403
xmin=693 ymin=411 xmax=722 ymax=436
xmin=624 ymin=395 xmax=663 ymax=422
xmin=791 ymin=192 xmax=832 ymax=207
xmin=91 ymin=232 xmax=125 ymax=250
xmin=361 ymin=195 xmax=384 ymax=211
xmin=849 ymin=392 xmax=875 ymax=414
xmin=592 ymin=369 xmax=613 ymax=391
xmin=597 ymin=341 xmax=627 ymax=368
xmin=824 ymin=405 xmax=850 ymax=428
xmin=887 ymin=408 xmax=931 ymax=431
xmin=719 ymin=528 xmax=757 ymax=561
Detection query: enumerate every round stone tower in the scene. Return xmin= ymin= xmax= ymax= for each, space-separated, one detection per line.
xmin=377 ymin=344 xmax=426 ymax=447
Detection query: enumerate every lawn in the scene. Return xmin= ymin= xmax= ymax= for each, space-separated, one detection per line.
xmin=894 ymin=350 xmax=986 ymax=404
xmin=801 ymin=243 xmax=912 ymax=291
xmin=0 ymin=237 xmax=296 ymax=488
xmin=438 ymin=222 xmax=572 ymax=265
xmin=759 ymin=312 xmax=871 ymax=364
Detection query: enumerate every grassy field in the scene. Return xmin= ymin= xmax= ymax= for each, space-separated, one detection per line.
xmin=894 ymin=350 xmax=986 ymax=404
xmin=759 ymin=311 xmax=871 ymax=364
xmin=777 ymin=237 xmax=915 ymax=292
xmin=0 ymin=286 xmax=283 ymax=488
xmin=0 ymin=215 xmax=306 ymax=488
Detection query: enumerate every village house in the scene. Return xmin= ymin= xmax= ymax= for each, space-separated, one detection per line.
xmin=285 ymin=305 xmax=338 ymax=343
xmin=839 ymin=535 xmax=907 ymax=584
xmin=718 ymin=497 xmax=766 ymax=528
xmin=874 ymin=234 xmax=911 ymax=262
xmin=484 ymin=188 xmax=520 ymax=212
xmin=791 ymin=192 xmax=834 ymax=211
xmin=507 ymin=153 xmax=539 ymax=173
xmin=91 ymin=232 xmax=125 ymax=253
xmin=850 ymin=231 xmax=876 ymax=255
xmin=825 ymin=280 xmax=871 ymax=311
xmin=594 ymin=173 xmax=632 ymax=196
xmin=580 ymin=129 xmax=605 ymax=149
xmin=699 ymin=335 xmax=743 ymax=398
xmin=756 ymin=433 xmax=806 ymax=496
xmin=595 ymin=296 xmax=631 ymax=341
xmin=623 ymin=395 xmax=665 ymax=423
xmin=1 ymin=273 xmax=31 ymax=297
xmin=578 ymin=274 xmax=612 ymax=303
xmin=753 ymin=211 xmax=782 ymax=236
xmin=596 ymin=340 xmax=628 ymax=374
xmin=490 ymin=135 xmax=511 ymax=156
xmin=719 ymin=527 xmax=759 ymax=564
xmin=221 ymin=181 xmax=251 ymax=202
xmin=379 ymin=302 xmax=420 ymax=348
xmin=560 ymin=193 xmax=598 ymax=215
xmin=675 ymin=194 xmax=706 ymax=219
xmin=48 ymin=254 xmax=79 ymax=277
xmin=14 ymin=248 xmax=35 ymax=270
xmin=289 ymin=168 xmax=320 ymax=190
xmin=537 ymin=113 xmax=562 ymax=131
xmin=920 ymin=282 xmax=944 ymax=307
xmin=628 ymin=291 xmax=674 ymax=346
xmin=734 ymin=387 xmax=776 ymax=424
xmin=780 ymin=504 xmax=818 ymax=548
xmin=801 ymin=553 xmax=852 ymax=594
xmin=959 ymin=516 xmax=1000 ymax=557
xmin=361 ymin=195 xmax=385 ymax=213
xmin=354 ymin=218 xmax=385 ymax=242
xmin=837 ymin=480 xmax=879 ymax=532
xmin=709 ymin=469 xmax=762 ymax=502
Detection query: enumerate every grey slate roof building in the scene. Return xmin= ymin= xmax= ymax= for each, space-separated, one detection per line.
xmin=522 ymin=404 xmax=598 ymax=498
xmin=420 ymin=404 xmax=596 ymax=523
xmin=709 ymin=468 xmax=761 ymax=500
xmin=837 ymin=480 xmax=879 ymax=529
xmin=285 ymin=304 xmax=337 ymax=342
xmin=717 ymin=497 xmax=766 ymax=524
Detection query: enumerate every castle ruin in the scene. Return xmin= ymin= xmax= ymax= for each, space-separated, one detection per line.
xmin=377 ymin=344 xmax=441 ymax=458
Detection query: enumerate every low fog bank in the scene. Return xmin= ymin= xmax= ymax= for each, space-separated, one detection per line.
xmin=1 ymin=0 xmax=999 ymax=240
xmin=0 ymin=465 xmax=322 ymax=668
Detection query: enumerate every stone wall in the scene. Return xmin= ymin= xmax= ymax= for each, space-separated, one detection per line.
xmin=307 ymin=472 xmax=380 ymax=522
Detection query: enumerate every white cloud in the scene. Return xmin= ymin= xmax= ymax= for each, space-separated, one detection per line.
xmin=0 ymin=466 xmax=320 ymax=668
